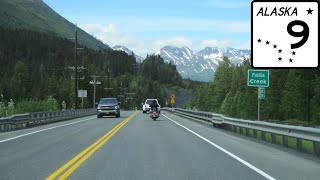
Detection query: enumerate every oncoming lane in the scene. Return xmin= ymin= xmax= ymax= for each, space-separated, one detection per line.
xmin=0 ymin=111 xmax=137 ymax=180
xmin=46 ymin=111 xmax=138 ymax=179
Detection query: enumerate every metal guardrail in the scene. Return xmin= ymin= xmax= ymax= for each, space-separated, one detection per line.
xmin=162 ymin=107 xmax=320 ymax=157
xmin=0 ymin=109 xmax=96 ymax=132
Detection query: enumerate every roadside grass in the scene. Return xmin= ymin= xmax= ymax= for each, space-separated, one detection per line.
xmin=276 ymin=135 xmax=283 ymax=144
xmin=288 ymin=137 xmax=297 ymax=149
xmin=266 ymin=133 xmax=272 ymax=142
xmin=0 ymin=96 xmax=58 ymax=117
xmin=257 ymin=131 xmax=262 ymax=139
xmin=236 ymin=126 xmax=239 ymax=133
xmin=302 ymin=140 xmax=314 ymax=154
xmin=249 ymin=129 xmax=254 ymax=137
xmin=241 ymin=127 xmax=246 ymax=135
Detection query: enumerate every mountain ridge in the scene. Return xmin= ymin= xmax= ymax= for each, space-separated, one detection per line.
xmin=113 ymin=45 xmax=144 ymax=63
xmin=158 ymin=45 xmax=250 ymax=82
xmin=113 ymin=45 xmax=250 ymax=82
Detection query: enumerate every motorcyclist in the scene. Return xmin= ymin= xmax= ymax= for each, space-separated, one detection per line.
xmin=149 ymin=100 xmax=159 ymax=112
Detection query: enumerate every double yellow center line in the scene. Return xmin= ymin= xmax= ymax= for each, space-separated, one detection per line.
xmin=46 ymin=111 xmax=139 ymax=180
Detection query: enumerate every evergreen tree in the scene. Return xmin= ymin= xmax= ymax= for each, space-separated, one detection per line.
xmin=10 ymin=61 xmax=28 ymax=101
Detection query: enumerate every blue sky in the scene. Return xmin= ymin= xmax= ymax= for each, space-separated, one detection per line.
xmin=43 ymin=0 xmax=251 ymax=57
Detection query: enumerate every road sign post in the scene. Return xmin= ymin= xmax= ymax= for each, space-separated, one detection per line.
xmin=257 ymin=87 xmax=266 ymax=121
xmin=248 ymin=70 xmax=269 ymax=121
xmin=259 ymin=87 xmax=265 ymax=99
xmin=258 ymin=90 xmax=260 ymax=121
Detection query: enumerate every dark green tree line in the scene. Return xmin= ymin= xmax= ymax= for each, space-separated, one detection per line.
xmin=0 ymin=27 xmax=196 ymax=114
xmin=194 ymin=57 xmax=320 ymax=124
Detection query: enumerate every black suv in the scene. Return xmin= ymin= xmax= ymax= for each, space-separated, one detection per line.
xmin=97 ymin=98 xmax=121 ymax=118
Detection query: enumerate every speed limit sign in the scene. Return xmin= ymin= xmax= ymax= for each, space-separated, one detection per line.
xmin=252 ymin=0 xmax=319 ymax=68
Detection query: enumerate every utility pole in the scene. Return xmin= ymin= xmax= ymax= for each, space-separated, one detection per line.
xmin=107 ymin=68 xmax=110 ymax=89
xmin=117 ymin=81 xmax=126 ymax=108
xmin=74 ymin=28 xmax=78 ymax=109
xmin=125 ymin=92 xmax=135 ymax=110
xmin=90 ymin=75 xmax=101 ymax=108
xmin=68 ymin=65 xmax=86 ymax=109
xmin=69 ymin=25 xmax=84 ymax=109
xmin=104 ymin=68 xmax=113 ymax=96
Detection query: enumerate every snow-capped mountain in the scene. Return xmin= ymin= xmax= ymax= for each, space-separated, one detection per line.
xmin=158 ymin=46 xmax=250 ymax=82
xmin=197 ymin=47 xmax=251 ymax=65
xmin=112 ymin=44 xmax=250 ymax=82
xmin=113 ymin=45 xmax=144 ymax=63
xmin=157 ymin=46 xmax=216 ymax=82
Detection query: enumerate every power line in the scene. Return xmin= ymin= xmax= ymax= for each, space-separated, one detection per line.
xmin=68 ymin=66 xmax=86 ymax=80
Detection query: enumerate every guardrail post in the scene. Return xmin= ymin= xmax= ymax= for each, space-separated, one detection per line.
xmin=246 ymin=128 xmax=250 ymax=137
xmin=233 ymin=125 xmax=237 ymax=133
xmin=253 ymin=129 xmax=257 ymax=138
xmin=271 ymin=133 xmax=277 ymax=144
xmin=239 ymin=127 xmax=243 ymax=134
xmin=314 ymin=142 xmax=320 ymax=157
xmin=297 ymin=138 xmax=303 ymax=152
xmin=262 ymin=131 xmax=266 ymax=140
xmin=227 ymin=124 xmax=232 ymax=131
xmin=283 ymin=136 xmax=289 ymax=147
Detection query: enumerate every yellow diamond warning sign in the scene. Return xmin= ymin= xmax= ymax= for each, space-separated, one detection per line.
xmin=170 ymin=94 xmax=175 ymax=104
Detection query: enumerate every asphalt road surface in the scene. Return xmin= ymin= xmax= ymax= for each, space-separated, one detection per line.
xmin=0 ymin=111 xmax=319 ymax=180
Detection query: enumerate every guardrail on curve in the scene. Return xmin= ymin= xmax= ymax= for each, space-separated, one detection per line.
xmin=162 ymin=107 xmax=320 ymax=157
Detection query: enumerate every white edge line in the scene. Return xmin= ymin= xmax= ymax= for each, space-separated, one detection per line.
xmin=163 ymin=114 xmax=277 ymax=180
xmin=0 ymin=117 xmax=95 ymax=143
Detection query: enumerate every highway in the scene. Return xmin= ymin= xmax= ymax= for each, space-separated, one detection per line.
xmin=0 ymin=111 xmax=319 ymax=180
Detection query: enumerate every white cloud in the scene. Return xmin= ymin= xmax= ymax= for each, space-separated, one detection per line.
xmin=81 ymin=23 xmax=117 ymax=34
xmin=80 ymin=23 xmax=136 ymax=46
xmin=80 ymin=23 xmax=194 ymax=57
xmin=79 ymin=23 xmax=250 ymax=58
xmin=235 ymin=40 xmax=251 ymax=50
xmin=200 ymin=39 xmax=231 ymax=49
xmin=135 ymin=17 xmax=250 ymax=33
xmin=153 ymin=37 xmax=193 ymax=49
xmin=78 ymin=16 xmax=250 ymax=33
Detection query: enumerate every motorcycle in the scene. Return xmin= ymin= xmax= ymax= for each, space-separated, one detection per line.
xmin=149 ymin=108 xmax=160 ymax=121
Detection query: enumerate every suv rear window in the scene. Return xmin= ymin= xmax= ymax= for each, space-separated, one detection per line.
xmin=99 ymin=98 xmax=117 ymax=104
xmin=146 ymin=100 xmax=156 ymax=105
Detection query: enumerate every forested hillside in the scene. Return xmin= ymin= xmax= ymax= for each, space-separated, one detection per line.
xmin=0 ymin=0 xmax=108 ymax=49
xmin=0 ymin=27 xmax=198 ymax=116
xmin=192 ymin=57 xmax=320 ymax=124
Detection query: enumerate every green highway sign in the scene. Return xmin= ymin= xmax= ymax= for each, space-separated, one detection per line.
xmin=259 ymin=87 xmax=265 ymax=99
xmin=247 ymin=70 xmax=269 ymax=87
